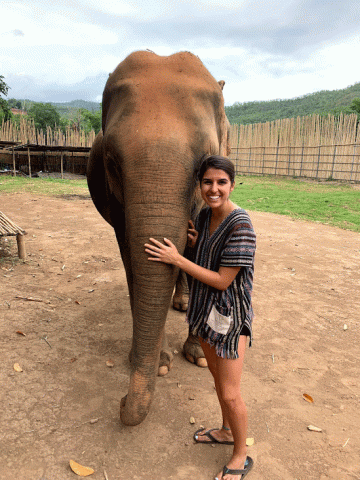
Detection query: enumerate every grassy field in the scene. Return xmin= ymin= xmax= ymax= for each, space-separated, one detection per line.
xmin=0 ymin=175 xmax=90 ymax=197
xmin=232 ymin=176 xmax=360 ymax=232
xmin=0 ymin=175 xmax=359 ymax=233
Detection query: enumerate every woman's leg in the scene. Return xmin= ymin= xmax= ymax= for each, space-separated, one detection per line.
xmin=214 ymin=335 xmax=248 ymax=480
xmin=194 ymin=339 xmax=234 ymax=444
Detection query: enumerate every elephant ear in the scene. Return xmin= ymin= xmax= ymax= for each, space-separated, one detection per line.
xmin=88 ymin=131 xmax=115 ymax=226
xmin=215 ymin=81 xmax=231 ymax=157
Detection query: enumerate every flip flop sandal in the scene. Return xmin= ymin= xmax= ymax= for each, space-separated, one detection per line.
xmin=193 ymin=428 xmax=234 ymax=445
xmin=221 ymin=456 xmax=254 ymax=479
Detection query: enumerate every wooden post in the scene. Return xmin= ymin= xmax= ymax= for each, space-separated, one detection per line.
xmin=299 ymin=145 xmax=304 ymax=178
xmin=350 ymin=144 xmax=357 ymax=182
xmin=315 ymin=145 xmax=321 ymax=179
xmin=27 ymin=147 xmax=32 ymax=178
xmin=331 ymin=144 xmax=337 ymax=179
xmin=12 ymin=147 xmax=16 ymax=177
xmin=16 ymin=234 xmax=26 ymax=260
xmin=274 ymin=144 xmax=279 ymax=175
xmin=288 ymin=146 xmax=292 ymax=176
xmin=262 ymin=146 xmax=265 ymax=175
xmin=248 ymin=147 xmax=251 ymax=175
xmin=61 ymin=152 xmax=64 ymax=179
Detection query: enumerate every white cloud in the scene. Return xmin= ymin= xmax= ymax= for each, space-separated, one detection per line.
xmin=1 ymin=0 xmax=360 ymax=106
xmin=81 ymin=0 xmax=137 ymax=15
xmin=0 ymin=3 xmax=118 ymax=47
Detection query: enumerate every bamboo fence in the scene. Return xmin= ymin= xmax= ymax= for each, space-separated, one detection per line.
xmin=1 ymin=114 xmax=360 ymax=182
xmin=229 ymin=114 xmax=360 ymax=182
xmin=0 ymin=116 xmax=95 ymax=147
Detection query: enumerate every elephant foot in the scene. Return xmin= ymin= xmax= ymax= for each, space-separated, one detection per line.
xmin=158 ymin=347 xmax=173 ymax=376
xmin=183 ymin=334 xmax=207 ymax=368
xmin=172 ymin=293 xmax=189 ymax=312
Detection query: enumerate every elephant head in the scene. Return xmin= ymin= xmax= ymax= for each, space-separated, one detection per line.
xmin=88 ymin=51 xmax=230 ymax=425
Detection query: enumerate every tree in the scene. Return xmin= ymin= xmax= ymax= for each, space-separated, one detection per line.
xmin=80 ymin=108 xmax=101 ymax=133
xmin=0 ymin=75 xmax=12 ymax=121
xmin=350 ymin=98 xmax=360 ymax=118
xmin=28 ymin=102 xmax=61 ymax=131
xmin=7 ymin=98 xmax=22 ymax=109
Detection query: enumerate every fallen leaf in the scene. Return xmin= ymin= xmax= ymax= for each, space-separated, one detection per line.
xmin=16 ymin=331 xmax=26 ymax=336
xmin=14 ymin=363 xmax=23 ymax=372
xmin=343 ymin=324 xmax=348 ymax=331
xmin=246 ymin=437 xmax=255 ymax=446
xmin=303 ymin=393 xmax=314 ymax=403
xmin=189 ymin=416 xmax=196 ymax=424
xmin=69 ymin=459 xmax=94 ymax=477
xmin=307 ymin=425 xmax=322 ymax=432
xmin=75 ymin=300 xmax=81 ymax=305
xmin=89 ymin=418 xmax=99 ymax=424
xmin=106 ymin=360 xmax=114 ymax=368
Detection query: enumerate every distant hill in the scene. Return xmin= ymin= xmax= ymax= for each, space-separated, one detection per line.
xmin=50 ymin=100 xmax=101 ymax=119
xmin=225 ymin=82 xmax=360 ymax=125
xmin=51 ymin=100 xmax=101 ymax=112
xmin=8 ymin=82 xmax=360 ymax=126
xmin=7 ymin=99 xmax=101 ymax=119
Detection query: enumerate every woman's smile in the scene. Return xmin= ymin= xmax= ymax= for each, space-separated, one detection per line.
xmin=200 ymin=168 xmax=234 ymax=210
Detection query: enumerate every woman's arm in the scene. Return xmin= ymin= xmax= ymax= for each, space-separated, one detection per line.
xmin=145 ymin=237 xmax=240 ymax=291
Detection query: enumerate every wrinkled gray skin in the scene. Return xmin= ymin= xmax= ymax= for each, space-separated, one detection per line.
xmin=87 ymin=50 xmax=231 ymax=425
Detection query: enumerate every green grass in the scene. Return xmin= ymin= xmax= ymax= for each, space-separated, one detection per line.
xmin=231 ymin=176 xmax=360 ymax=232
xmin=0 ymin=176 xmax=89 ymax=197
xmin=0 ymin=175 xmax=359 ymax=232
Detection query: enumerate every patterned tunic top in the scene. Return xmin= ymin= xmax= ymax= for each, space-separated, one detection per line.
xmin=186 ymin=207 xmax=256 ymax=359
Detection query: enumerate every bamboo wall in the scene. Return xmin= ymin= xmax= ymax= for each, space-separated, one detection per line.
xmin=229 ymin=114 xmax=360 ymax=182
xmin=1 ymin=114 xmax=360 ymax=182
xmin=0 ymin=117 xmax=95 ymax=147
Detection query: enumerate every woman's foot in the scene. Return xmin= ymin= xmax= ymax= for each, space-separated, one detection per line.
xmin=194 ymin=426 xmax=234 ymax=444
xmin=215 ymin=456 xmax=253 ymax=480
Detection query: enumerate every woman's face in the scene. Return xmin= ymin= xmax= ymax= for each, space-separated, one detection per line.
xmin=200 ymin=167 xmax=234 ymax=210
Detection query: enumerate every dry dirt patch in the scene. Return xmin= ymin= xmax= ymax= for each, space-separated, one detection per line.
xmin=0 ymin=193 xmax=359 ymax=480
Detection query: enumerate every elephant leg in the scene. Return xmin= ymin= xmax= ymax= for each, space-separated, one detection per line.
xmin=183 ymin=333 xmax=207 ymax=368
xmin=129 ymin=328 xmax=173 ymax=376
xmin=172 ymin=269 xmax=189 ymax=311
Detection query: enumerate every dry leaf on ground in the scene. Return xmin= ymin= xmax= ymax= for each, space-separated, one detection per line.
xmin=16 ymin=331 xmax=26 ymax=336
xmin=189 ymin=416 xmax=196 ymax=424
xmin=13 ymin=363 xmax=23 ymax=372
xmin=246 ymin=437 xmax=255 ymax=446
xmin=106 ymin=360 xmax=115 ymax=367
xmin=302 ymin=393 xmax=314 ymax=403
xmin=307 ymin=425 xmax=322 ymax=432
xmin=69 ymin=459 xmax=94 ymax=477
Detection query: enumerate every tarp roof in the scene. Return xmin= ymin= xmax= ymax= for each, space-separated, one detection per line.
xmin=11 ymin=143 xmax=91 ymax=153
xmin=0 ymin=140 xmax=21 ymax=149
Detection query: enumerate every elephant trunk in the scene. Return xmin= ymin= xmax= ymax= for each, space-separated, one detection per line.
xmin=120 ymin=200 xmax=189 ymax=425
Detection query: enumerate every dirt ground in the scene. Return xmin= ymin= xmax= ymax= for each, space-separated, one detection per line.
xmin=0 ymin=192 xmax=359 ymax=480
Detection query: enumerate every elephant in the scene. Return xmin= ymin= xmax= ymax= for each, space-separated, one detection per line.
xmin=87 ymin=50 xmax=231 ymax=426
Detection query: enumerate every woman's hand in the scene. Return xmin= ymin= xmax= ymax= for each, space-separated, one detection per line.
xmin=187 ymin=220 xmax=198 ymax=248
xmin=145 ymin=238 xmax=181 ymax=265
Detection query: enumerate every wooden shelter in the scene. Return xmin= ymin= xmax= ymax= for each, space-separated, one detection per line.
xmin=9 ymin=143 xmax=91 ymax=177
xmin=0 ymin=212 xmax=27 ymax=260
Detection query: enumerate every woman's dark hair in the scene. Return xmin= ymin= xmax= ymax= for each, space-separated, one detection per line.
xmin=198 ymin=155 xmax=235 ymax=184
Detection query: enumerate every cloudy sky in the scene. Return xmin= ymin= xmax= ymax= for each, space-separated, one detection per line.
xmin=1 ymin=0 xmax=360 ymax=106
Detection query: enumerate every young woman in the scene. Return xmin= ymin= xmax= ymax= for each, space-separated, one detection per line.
xmin=145 ymin=155 xmax=256 ymax=480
